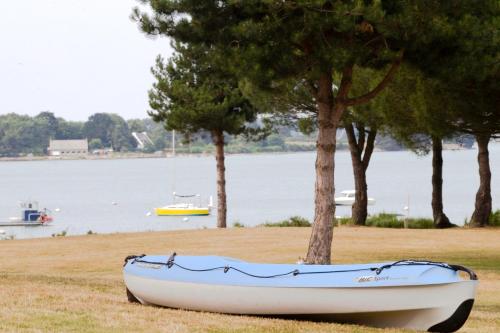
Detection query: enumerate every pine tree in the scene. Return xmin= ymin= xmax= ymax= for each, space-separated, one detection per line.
xmin=134 ymin=1 xmax=408 ymax=263
xmin=404 ymin=1 xmax=500 ymax=226
xmin=375 ymin=66 xmax=457 ymax=228
xmin=148 ymin=42 xmax=260 ymax=228
xmin=133 ymin=1 xmax=489 ymax=261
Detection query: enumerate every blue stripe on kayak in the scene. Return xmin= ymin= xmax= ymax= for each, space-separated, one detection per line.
xmin=124 ymin=255 xmax=461 ymax=288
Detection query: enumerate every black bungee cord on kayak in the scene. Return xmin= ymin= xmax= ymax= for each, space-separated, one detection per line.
xmin=124 ymin=252 xmax=477 ymax=280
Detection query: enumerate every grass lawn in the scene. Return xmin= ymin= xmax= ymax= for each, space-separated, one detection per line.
xmin=0 ymin=227 xmax=499 ymax=332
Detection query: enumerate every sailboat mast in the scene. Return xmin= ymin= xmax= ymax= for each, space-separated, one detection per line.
xmin=172 ymin=130 xmax=176 ymax=157
xmin=172 ymin=130 xmax=176 ymax=194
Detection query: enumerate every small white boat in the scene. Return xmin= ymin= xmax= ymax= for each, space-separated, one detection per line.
xmin=335 ymin=190 xmax=375 ymax=206
xmin=124 ymin=254 xmax=477 ymax=332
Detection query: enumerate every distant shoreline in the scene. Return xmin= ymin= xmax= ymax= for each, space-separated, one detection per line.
xmin=0 ymin=145 xmax=475 ymax=163
xmin=0 ymin=152 xmax=168 ymax=163
xmin=0 ymin=150 xmax=314 ymax=162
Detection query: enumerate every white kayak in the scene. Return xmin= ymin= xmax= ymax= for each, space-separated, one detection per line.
xmin=123 ymin=254 xmax=478 ymax=332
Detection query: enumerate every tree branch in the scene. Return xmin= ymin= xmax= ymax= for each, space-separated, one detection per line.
xmin=345 ymin=122 xmax=360 ymax=158
xmin=362 ymin=127 xmax=377 ymax=171
xmin=346 ymin=50 xmax=404 ymax=106
xmin=306 ymin=79 xmax=319 ymax=100
xmin=356 ymin=123 xmax=366 ymax=152
xmin=337 ymin=65 xmax=353 ymax=100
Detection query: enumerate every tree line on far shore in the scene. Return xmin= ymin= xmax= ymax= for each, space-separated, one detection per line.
xmin=0 ymin=112 xmax=164 ymax=155
xmin=2 ymin=110 xmax=457 ymax=157
xmin=133 ymin=0 xmax=499 ymax=264
xmin=0 ymin=111 xmax=318 ymax=155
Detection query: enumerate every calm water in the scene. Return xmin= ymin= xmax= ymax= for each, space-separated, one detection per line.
xmin=1 ymin=144 xmax=499 ymax=239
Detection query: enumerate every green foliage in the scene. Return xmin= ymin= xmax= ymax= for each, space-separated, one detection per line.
xmin=232 ymin=222 xmax=245 ymax=228
xmin=262 ymin=134 xmax=285 ymax=148
xmin=140 ymin=118 xmax=172 ymax=151
xmin=0 ymin=114 xmax=40 ymax=156
xmin=145 ymin=1 xmax=407 ymax=81
xmin=335 ymin=214 xmax=435 ymax=229
xmin=366 ymin=213 xmax=435 ymax=229
xmin=51 ymin=230 xmax=67 ymax=237
xmin=373 ymin=65 xmax=458 ymax=154
xmin=148 ymin=42 xmax=261 ymax=142
xmin=34 ymin=112 xmax=59 ymax=150
xmin=84 ymin=113 xmax=136 ymax=151
xmin=127 ymin=119 xmax=146 ymax=133
xmin=262 ymin=216 xmax=311 ymax=228
xmin=0 ymin=112 xmax=145 ymax=156
xmin=142 ymin=142 xmax=156 ymax=154
xmin=489 ymin=210 xmax=500 ymax=227
xmin=88 ymin=138 xmax=103 ymax=150
xmin=0 ymin=111 xmax=400 ymax=156
xmin=335 ymin=217 xmax=354 ymax=226
xmin=83 ymin=113 xmax=114 ymax=147
xmin=297 ymin=118 xmax=316 ymax=136
xmin=0 ymin=112 xmax=72 ymax=156
xmin=406 ymin=1 xmax=500 ymax=139
xmin=56 ymin=120 xmax=84 ymax=140
xmin=132 ymin=1 xmax=427 ymax=139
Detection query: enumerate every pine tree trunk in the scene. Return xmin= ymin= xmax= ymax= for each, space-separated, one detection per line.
xmin=431 ymin=136 xmax=453 ymax=228
xmin=470 ymin=135 xmax=492 ymax=227
xmin=306 ymin=74 xmax=337 ymax=264
xmin=212 ymin=130 xmax=227 ymax=228
xmin=345 ymin=124 xmax=376 ymax=226
xmin=352 ymin=164 xmax=368 ymax=225
xmin=345 ymin=124 xmax=366 ymax=225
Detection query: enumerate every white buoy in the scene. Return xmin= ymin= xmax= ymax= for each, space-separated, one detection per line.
xmin=54 ymin=208 xmax=61 ymax=212
xmin=146 ymin=212 xmax=152 ymax=217
xmin=182 ymin=217 xmax=189 ymax=222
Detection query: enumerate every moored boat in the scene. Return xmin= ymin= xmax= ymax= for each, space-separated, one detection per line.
xmin=123 ymin=254 xmax=477 ymax=332
xmin=0 ymin=201 xmax=53 ymax=227
xmin=154 ymin=203 xmax=210 ymax=216
xmin=154 ymin=192 xmax=212 ymax=216
xmin=335 ymin=190 xmax=376 ymax=206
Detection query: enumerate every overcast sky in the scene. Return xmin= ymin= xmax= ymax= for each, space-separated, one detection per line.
xmin=0 ymin=0 xmax=172 ymax=121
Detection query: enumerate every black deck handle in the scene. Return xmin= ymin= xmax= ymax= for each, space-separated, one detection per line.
xmin=167 ymin=252 xmax=177 ymax=268
xmin=123 ymin=254 xmax=145 ymax=267
xmin=449 ymin=264 xmax=478 ymax=280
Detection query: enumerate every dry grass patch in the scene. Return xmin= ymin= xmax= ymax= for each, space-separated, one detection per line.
xmin=0 ymin=227 xmax=499 ymax=332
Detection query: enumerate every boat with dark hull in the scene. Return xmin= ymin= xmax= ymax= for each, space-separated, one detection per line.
xmin=0 ymin=201 xmax=53 ymax=227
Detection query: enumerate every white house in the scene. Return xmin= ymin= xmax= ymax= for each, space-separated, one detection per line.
xmin=132 ymin=132 xmax=154 ymax=150
xmin=48 ymin=139 xmax=89 ymax=156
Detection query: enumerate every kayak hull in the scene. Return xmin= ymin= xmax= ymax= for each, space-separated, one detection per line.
xmin=124 ymin=274 xmax=475 ymax=331
xmin=123 ymin=255 xmax=477 ymax=332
